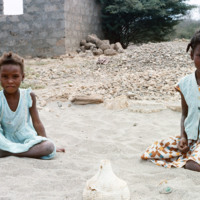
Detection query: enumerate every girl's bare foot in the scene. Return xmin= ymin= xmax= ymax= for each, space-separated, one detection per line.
xmin=56 ymin=147 xmax=65 ymax=152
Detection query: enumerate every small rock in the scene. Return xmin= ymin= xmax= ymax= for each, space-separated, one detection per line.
xmin=71 ymin=95 xmax=104 ymax=105
xmin=80 ymin=46 xmax=86 ymax=52
xmin=68 ymin=52 xmax=76 ymax=58
xmin=40 ymin=100 xmax=47 ymax=107
xmin=80 ymin=39 xmax=87 ymax=46
xmin=96 ymin=57 xmax=110 ymax=64
xmin=84 ymin=51 xmax=93 ymax=57
xmin=57 ymin=102 xmax=62 ymax=107
xmin=93 ymin=48 xmax=103 ymax=56
xmin=126 ymin=92 xmax=135 ymax=99
xmin=76 ymin=48 xmax=82 ymax=53
xmin=104 ymin=49 xmax=117 ymax=56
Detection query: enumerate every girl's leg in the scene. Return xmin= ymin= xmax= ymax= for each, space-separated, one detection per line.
xmin=185 ymin=160 xmax=200 ymax=172
xmin=0 ymin=141 xmax=54 ymax=158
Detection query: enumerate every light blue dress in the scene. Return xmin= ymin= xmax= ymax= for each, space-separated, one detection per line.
xmin=0 ymin=88 xmax=56 ymax=159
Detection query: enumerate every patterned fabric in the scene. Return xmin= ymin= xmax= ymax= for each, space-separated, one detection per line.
xmin=0 ymin=88 xmax=56 ymax=159
xmin=141 ymin=136 xmax=200 ymax=168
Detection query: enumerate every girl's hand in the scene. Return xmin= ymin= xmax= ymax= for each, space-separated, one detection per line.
xmin=56 ymin=147 xmax=65 ymax=153
xmin=178 ymin=137 xmax=189 ymax=153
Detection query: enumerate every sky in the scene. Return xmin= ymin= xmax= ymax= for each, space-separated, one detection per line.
xmin=186 ymin=0 xmax=200 ymax=20
xmin=2 ymin=0 xmax=200 ymax=19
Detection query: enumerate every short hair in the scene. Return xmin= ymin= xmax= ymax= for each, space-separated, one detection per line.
xmin=0 ymin=52 xmax=24 ymax=73
xmin=186 ymin=30 xmax=200 ymax=52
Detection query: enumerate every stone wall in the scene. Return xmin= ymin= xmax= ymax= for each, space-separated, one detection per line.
xmin=0 ymin=0 xmax=102 ymax=57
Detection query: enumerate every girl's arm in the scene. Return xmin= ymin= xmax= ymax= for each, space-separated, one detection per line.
xmin=177 ymin=91 xmax=189 ymax=153
xmin=29 ymin=92 xmax=47 ymax=137
xmin=29 ymin=92 xmax=65 ymax=153
xmin=180 ymin=92 xmax=188 ymax=139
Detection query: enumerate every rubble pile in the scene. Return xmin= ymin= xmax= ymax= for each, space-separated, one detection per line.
xmin=25 ymin=40 xmax=193 ymax=106
xmin=77 ymin=34 xmax=124 ymax=56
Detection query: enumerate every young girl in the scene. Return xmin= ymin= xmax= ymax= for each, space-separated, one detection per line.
xmin=0 ymin=52 xmax=64 ymax=159
xmin=141 ymin=30 xmax=200 ymax=172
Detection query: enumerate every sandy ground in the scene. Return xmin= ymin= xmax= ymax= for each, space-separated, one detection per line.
xmin=1 ymin=40 xmax=199 ymax=200
xmin=1 ymin=101 xmax=200 ymax=200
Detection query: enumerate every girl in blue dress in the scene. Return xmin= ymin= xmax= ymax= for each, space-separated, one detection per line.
xmin=0 ymin=52 xmax=64 ymax=159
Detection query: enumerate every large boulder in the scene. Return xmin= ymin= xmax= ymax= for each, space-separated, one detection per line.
xmin=99 ymin=43 xmax=111 ymax=51
xmin=114 ymin=42 xmax=124 ymax=53
xmin=93 ymin=48 xmax=103 ymax=56
xmin=85 ymin=42 xmax=96 ymax=50
xmin=102 ymin=40 xmax=110 ymax=45
xmin=80 ymin=39 xmax=87 ymax=46
xmin=110 ymin=44 xmax=115 ymax=49
xmin=86 ymin=34 xmax=100 ymax=44
xmin=96 ymin=39 xmax=104 ymax=48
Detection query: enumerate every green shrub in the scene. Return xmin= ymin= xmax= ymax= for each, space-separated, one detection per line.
xmin=98 ymin=0 xmax=194 ymax=47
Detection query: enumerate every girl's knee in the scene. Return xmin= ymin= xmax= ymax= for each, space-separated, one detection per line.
xmin=42 ymin=141 xmax=55 ymax=155
xmin=185 ymin=160 xmax=193 ymax=169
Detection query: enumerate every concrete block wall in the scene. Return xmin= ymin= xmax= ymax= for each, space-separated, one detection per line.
xmin=0 ymin=0 xmax=3 ymax=15
xmin=0 ymin=0 xmax=102 ymax=57
xmin=0 ymin=0 xmax=66 ymax=57
xmin=65 ymin=0 xmax=103 ymax=52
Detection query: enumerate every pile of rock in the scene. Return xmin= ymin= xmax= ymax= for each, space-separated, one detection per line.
xmin=77 ymin=34 xmax=124 ymax=56
xmin=27 ymin=40 xmax=192 ymax=106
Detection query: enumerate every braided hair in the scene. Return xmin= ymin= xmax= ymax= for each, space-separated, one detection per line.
xmin=0 ymin=52 xmax=24 ymax=74
xmin=186 ymin=30 xmax=200 ymax=53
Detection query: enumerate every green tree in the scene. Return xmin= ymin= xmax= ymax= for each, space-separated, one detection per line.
xmin=98 ymin=0 xmax=194 ymax=48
